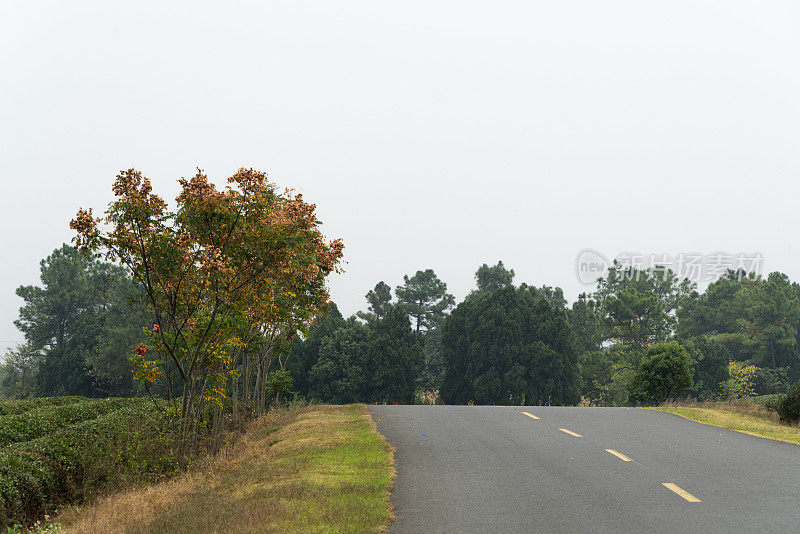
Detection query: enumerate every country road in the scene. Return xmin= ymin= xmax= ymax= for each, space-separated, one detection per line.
xmin=369 ymin=405 xmax=800 ymax=534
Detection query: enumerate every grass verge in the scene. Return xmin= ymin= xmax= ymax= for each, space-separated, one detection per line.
xmin=651 ymin=402 xmax=800 ymax=446
xmin=58 ymin=404 xmax=395 ymax=534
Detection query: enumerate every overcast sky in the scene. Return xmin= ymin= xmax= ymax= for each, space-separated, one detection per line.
xmin=1 ymin=1 xmax=799 ymax=352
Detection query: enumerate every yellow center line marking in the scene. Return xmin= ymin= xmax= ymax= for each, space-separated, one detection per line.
xmin=558 ymin=428 xmax=583 ymax=437
xmin=604 ymin=449 xmax=633 ymax=462
xmin=662 ymin=483 xmax=702 ymax=502
xmin=521 ymin=411 xmax=540 ymax=420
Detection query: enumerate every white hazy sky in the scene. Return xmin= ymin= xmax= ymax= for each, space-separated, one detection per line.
xmin=1 ymin=1 xmax=799 ymax=352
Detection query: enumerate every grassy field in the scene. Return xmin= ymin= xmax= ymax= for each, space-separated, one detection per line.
xmin=652 ymin=401 xmax=800 ymax=446
xmin=58 ymin=404 xmax=395 ymax=534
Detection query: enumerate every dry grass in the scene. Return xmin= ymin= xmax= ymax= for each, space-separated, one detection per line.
xmin=652 ymin=399 xmax=800 ymax=446
xmin=57 ymin=405 xmax=394 ymax=534
xmin=661 ymin=398 xmax=781 ymax=420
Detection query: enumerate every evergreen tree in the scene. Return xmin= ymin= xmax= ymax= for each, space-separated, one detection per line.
xmin=540 ymin=285 xmax=567 ymax=310
xmin=14 ymin=245 xmax=147 ymax=397
xmin=307 ymin=307 xmax=423 ymax=404
xmin=286 ymin=302 xmax=345 ymax=396
xmin=474 ymin=261 xmax=515 ymax=292
xmin=594 ymin=262 xmax=694 ymax=367
xmin=681 ymin=336 xmax=729 ymax=400
xmin=418 ymin=326 xmax=444 ymax=393
xmin=440 ymin=285 xmax=580 ymax=406
xmin=308 ymin=319 xmax=372 ymax=403
xmin=744 ymin=272 xmax=800 ymax=369
xmin=371 ymin=306 xmax=424 ymax=403
xmin=568 ymin=293 xmax=603 ymax=354
xmin=577 ymin=350 xmax=612 ymax=405
xmin=0 ymin=344 xmax=41 ymax=399
xmin=357 ymin=281 xmax=393 ymax=324
xmin=396 ymin=269 xmax=455 ymax=333
xmin=676 ymin=271 xmax=748 ymax=338
xmin=675 ymin=270 xmax=800 ymax=382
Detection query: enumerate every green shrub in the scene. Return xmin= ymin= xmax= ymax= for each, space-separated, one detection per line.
xmin=0 ymin=401 xmax=178 ymax=526
xmin=762 ymin=395 xmax=785 ymax=413
xmin=0 ymin=398 xmax=132 ymax=448
xmin=777 ymin=382 xmax=800 ymax=424
xmin=0 ymin=397 xmax=86 ymax=417
xmin=754 ymin=367 xmax=790 ymax=395
xmin=744 ymin=394 xmax=785 ymax=412
xmin=628 ymin=341 xmax=694 ymax=405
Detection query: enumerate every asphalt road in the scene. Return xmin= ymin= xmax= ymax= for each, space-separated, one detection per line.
xmin=369 ymin=405 xmax=800 ymax=534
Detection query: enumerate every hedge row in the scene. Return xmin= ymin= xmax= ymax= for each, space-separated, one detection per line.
xmin=0 ymin=398 xmax=134 ymax=448
xmin=0 ymin=397 xmax=86 ymax=417
xmin=0 ymin=401 xmax=179 ymax=526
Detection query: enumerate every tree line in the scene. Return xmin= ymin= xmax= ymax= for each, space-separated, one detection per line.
xmin=283 ymin=260 xmax=800 ymax=407
xmin=287 ymin=262 xmax=580 ymax=406
xmin=6 ymin=199 xmax=800 ymax=410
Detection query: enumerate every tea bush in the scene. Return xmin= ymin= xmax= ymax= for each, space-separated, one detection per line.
xmin=0 ymin=399 xmax=178 ymax=526
xmin=0 ymin=398 xmax=85 ymax=417
xmin=0 ymin=399 xmax=131 ymax=447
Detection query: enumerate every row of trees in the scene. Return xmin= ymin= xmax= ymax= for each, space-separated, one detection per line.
xmin=282 ymin=259 xmax=800 ymax=408
xmin=286 ymin=269 xmax=456 ymax=404
xmin=5 ymin=254 xmax=571 ymax=407
xmin=8 ymin=192 xmax=800 ymax=412
xmin=570 ymin=264 xmax=800 ymax=405
xmin=284 ymin=262 xmax=582 ymax=406
xmin=16 ymin=253 xmax=795 ymax=409
xmin=288 ymin=305 xmax=422 ymax=404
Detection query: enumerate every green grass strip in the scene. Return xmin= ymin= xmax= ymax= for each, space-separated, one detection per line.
xmin=652 ymin=406 xmax=800 ymax=446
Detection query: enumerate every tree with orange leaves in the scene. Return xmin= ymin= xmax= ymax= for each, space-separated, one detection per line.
xmin=71 ymin=167 xmax=343 ymax=450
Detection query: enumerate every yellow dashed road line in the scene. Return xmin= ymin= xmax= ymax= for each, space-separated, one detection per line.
xmin=604 ymin=449 xmax=633 ymax=462
xmin=662 ymin=483 xmax=702 ymax=502
xmin=519 ymin=412 xmax=698 ymax=503
xmin=519 ymin=414 xmax=698 ymax=504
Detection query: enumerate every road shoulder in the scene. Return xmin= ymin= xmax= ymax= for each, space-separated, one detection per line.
xmin=58 ymin=404 xmax=395 ymax=533
xmin=650 ymin=406 xmax=800 ymax=446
